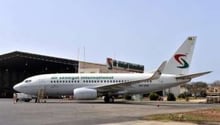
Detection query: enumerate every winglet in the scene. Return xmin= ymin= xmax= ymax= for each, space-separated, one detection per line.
xmin=149 ymin=61 xmax=167 ymax=80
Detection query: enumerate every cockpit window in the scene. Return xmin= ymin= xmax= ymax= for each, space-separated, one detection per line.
xmin=24 ymin=80 xmax=32 ymax=83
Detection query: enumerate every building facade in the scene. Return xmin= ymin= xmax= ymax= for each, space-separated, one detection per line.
xmin=0 ymin=51 xmax=78 ymax=98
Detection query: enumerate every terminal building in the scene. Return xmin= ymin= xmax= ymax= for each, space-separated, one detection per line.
xmin=0 ymin=51 xmax=144 ymax=98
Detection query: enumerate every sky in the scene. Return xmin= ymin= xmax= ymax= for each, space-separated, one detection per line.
xmin=0 ymin=0 xmax=219 ymax=83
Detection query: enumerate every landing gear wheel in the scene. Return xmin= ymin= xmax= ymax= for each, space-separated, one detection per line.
xmin=104 ymin=96 xmax=109 ymax=103
xmin=104 ymin=96 xmax=114 ymax=103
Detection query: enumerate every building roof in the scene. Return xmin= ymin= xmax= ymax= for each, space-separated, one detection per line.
xmin=0 ymin=51 xmax=78 ymax=71
xmin=0 ymin=51 xmax=78 ymax=64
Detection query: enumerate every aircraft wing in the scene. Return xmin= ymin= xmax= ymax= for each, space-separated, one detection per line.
xmin=95 ymin=61 xmax=167 ymax=92
xmin=176 ymin=71 xmax=212 ymax=80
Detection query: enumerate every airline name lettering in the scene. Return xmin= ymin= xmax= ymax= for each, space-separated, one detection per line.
xmin=51 ymin=76 xmax=114 ymax=80
xmin=51 ymin=77 xmax=79 ymax=80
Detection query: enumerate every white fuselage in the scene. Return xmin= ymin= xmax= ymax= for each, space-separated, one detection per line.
xmin=13 ymin=73 xmax=190 ymax=96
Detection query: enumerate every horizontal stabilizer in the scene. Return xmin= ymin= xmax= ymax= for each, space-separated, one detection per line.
xmin=176 ymin=71 xmax=212 ymax=80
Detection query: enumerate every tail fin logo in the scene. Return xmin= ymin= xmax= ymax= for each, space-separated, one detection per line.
xmin=174 ymin=54 xmax=189 ymax=69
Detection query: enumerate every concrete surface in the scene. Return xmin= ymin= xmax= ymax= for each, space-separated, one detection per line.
xmin=100 ymin=120 xmax=197 ymax=125
xmin=0 ymin=99 xmax=219 ymax=125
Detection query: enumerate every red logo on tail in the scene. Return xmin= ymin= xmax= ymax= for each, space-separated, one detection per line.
xmin=174 ymin=54 xmax=189 ymax=68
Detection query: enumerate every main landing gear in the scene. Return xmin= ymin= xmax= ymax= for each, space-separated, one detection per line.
xmin=104 ymin=95 xmax=114 ymax=103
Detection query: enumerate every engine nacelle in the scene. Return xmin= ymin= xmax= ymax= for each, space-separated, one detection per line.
xmin=73 ymin=88 xmax=97 ymax=100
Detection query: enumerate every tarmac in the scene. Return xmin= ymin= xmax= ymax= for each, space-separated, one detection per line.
xmin=0 ymin=99 xmax=219 ymax=125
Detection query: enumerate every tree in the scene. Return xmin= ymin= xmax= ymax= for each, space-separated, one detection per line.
xmin=149 ymin=92 xmax=159 ymax=100
xmin=178 ymin=92 xmax=191 ymax=99
xmin=211 ymin=80 xmax=220 ymax=87
xmin=167 ymin=93 xmax=176 ymax=101
xmin=189 ymin=82 xmax=207 ymax=98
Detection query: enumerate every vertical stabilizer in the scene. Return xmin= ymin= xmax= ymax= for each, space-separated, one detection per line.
xmin=163 ymin=36 xmax=196 ymax=75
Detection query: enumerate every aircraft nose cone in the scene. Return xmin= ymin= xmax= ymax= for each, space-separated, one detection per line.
xmin=13 ymin=84 xmax=21 ymax=92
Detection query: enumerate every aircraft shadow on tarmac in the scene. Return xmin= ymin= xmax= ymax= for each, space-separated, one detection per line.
xmin=30 ymin=99 xmax=211 ymax=108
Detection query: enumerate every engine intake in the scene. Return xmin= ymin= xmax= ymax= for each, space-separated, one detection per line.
xmin=73 ymin=88 xmax=97 ymax=100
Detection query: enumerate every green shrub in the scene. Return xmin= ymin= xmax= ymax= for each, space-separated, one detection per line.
xmin=125 ymin=95 xmax=132 ymax=100
xmin=149 ymin=92 xmax=159 ymax=100
xmin=167 ymin=93 xmax=176 ymax=101
xmin=178 ymin=93 xmax=186 ymax=99
xmin=178 ymin=92 xmax=191 ymax=99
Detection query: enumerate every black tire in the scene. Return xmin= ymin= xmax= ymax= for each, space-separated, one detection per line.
xmin=24 ymin=99 xmax=31 ymax=102
xmin=104 ymin=96 xmax=110 ymax=103
xmin=104 ymin=96 xmax=114 ymax=103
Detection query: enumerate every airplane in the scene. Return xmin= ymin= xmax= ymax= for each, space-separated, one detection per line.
xmin=13 ymin=36 xmax=211 ymax=103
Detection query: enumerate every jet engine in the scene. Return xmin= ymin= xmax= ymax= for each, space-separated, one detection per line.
xmin=73 ymin=88 xmax=97 ymax=100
